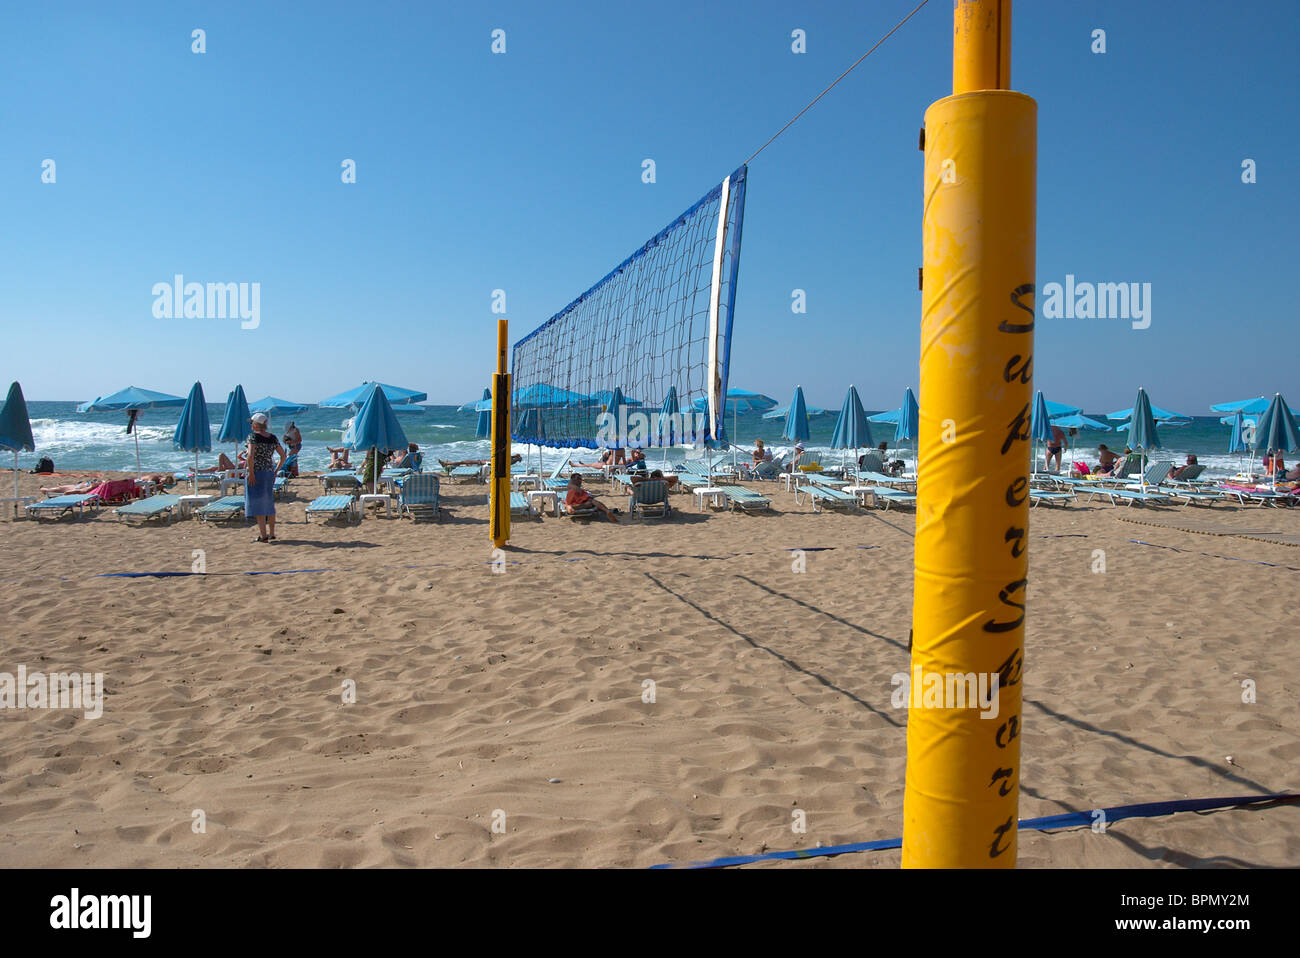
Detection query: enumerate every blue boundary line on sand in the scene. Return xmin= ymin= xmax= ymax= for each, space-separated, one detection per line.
xmin=650 ymin=793 xmax=1300 ymax=869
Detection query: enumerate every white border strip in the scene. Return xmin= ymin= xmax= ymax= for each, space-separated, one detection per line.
xmin=706 ymin=174 xmax=731 ymax=443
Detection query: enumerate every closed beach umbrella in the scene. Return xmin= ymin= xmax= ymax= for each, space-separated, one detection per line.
xmin=343 ymin=385 xmax=408 ymax=494
xmin=218 ymin=385 xmax=252 ymax=447
xmin=658 ymin=386 xmax=680 ymax=466
xmin=604 ymin=387 xmax=629 ymax=449
xmin=831 ymin=385 xmax=873 ymax=470
xmin=1125 ymin=388 xmax=1161 ymax=489
xmin=248 ymin=396 xmax=311 ymax=415
xmin=173 ymin=382 xmax=213 ymax=493
xmin=474 ymin=388 xmax=491 ymax=438
xmin=896 ymin=387 xmax=919 ymax=474
xmin=1030 ymin=390 xmax=1054 ymax=472
xmin=1253 ymin=393 xmax=1299 ymax=489
xmin=77 ymin=385 xmax=186 ymax=477
xmin=0 ymin=382 xmax=35 ymax=501
xmin=779 ymin=386 xmax=812 ymax=444
xmin=1226 ymin=409 xmax=1248 ymax=475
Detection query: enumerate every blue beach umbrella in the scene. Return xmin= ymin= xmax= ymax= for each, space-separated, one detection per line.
xmin=691 ymin=388 xmax=779 ymax=415
xmin=343 ymin=386 xmax=408 ymax=494
xmin=1051 ymin=413 xmax=1111 ymax=431
xmin=321 ymin=381 xmax=427 ymax=409
xmin=1107 ymin=400 xmax=1187 ymax=422
xmin=474 ymin=383 xmax=592 ymax=412
xmin=0 ymin=382 xmax=35 ymax=501
xmin=173 ymin=382 xmax=212 ymax=492
xmin=1226 ymin=409 xmax=1248 ymax=475
xmin=218 ymin=385 xmax=252 ymax=447
xmin=600 ymin=387 xmax=631 ymax=449
xmin=1125 ymin=388 xmax=1161 ymax=488
xmin=474 ymin=388 xmax=492 ymax=438
xmin=1227 ymin=410 xmax=1247 ymax=455
xmin=248 ymin=396 xmax=311 ymax=415
xmin=656 ymin=386 xmax=683 ymax=465
xmin=516 ymin=407 xmax=547 ymax=476
xmin=830 ymin=385 xmax=873 ymax=469
xmin=779 ymin=386 xmax=812 ymax=444
xmin=1044 ymin=399 xmax=1083 ymax=418
xmin=1210 ymin=397 xmax=1270 ymax=415
xmin=1030 ymin=390 xmax=1054 ymax=473
xmin=77 ymin=385 xmax=186 ymax=477
xmin=896 ymin=387 xmax=919 ymax=473
xmin=1253 ymin=393 xmax=1299 ymax=488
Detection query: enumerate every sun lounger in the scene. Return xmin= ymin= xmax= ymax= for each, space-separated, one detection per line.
xmin=115 ymin=494 xmax=183 ymax=524
xmin=397 ymin=474 xmax=441 ymax=521
xmin=1086 ymin=486 xmax=1170 ymax=507
xmin=719 ymin=485 xmax=771 ymax=512
xmin=320 ymin=470 xmax=362 ymax=492
xmin=509 ymin=490 xmax=533 ymax=516
xmin=1029 ymin=489 xmax=1075 ymax=508
xmin=305 ymin=494 xmax=359 ymax=523
xmin=1217 ymin=485 xmax=1297 ymax=507
xmin=865 ymin=486 xmax=917 ymax=510
xmin=560 ymin=499 xmax=600 ymax=519
xmin=448 ymin=465 xmax=484 ymax=483
xmin=273 ymin=454 xmax=300 ymax=499
xmin=1166 ymin=487 xmax=1225 ymax=506
xmin=1122 ymin=460 xmax=1174 ymax=492
xmin=627 ymin=478 xmax=671 ymax=518
xmin=196 ymin=495 xmax=247 ymax=522
xmin=536 ymin=452 xmax=575 ymax=491
xmin=794 ymin=483 xmax=858 ymax=512
xmin=1169 ymin=463 xmax=1207 ymax=482
xmin=26 ymin=493 xmax=100 ymax=520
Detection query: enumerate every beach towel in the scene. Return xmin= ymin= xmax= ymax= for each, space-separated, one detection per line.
xmin=88 ymin=479 xmax=142 ymax=504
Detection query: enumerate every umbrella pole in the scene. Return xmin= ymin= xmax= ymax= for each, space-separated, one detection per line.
xmin=134 ymin=428 xmax=142 ymax=478
xmin=194 ymin=451 xmax=199 ymax=494
xmin=12 ymin=451 xmax=17 ymax=500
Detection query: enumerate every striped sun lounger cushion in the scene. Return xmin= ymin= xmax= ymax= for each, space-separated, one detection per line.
xmin=115 ymin=494 xmax=183 ymax=522
xmin=798 ymin=485 xmax=858 ymax=512
xmin=720 ymin=486 xmax=771 ymax=512
xmin=305 ymin=494 xmax=356 ymax=521
xmin=196 ymin=496 xmax=246 ymax=520
xmin=510 ymin=491 xmax=531 ymax=514
xmin=26 ymin=493 xmax=99 ymax=518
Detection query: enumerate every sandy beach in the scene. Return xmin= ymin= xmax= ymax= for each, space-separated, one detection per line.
xmin=1 ymin=470 xmax=1296 ymax=868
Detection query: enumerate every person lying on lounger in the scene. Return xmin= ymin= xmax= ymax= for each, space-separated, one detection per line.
xmin=195 ymin=452 xmax=240 ymax=473
xmin=1170 ymin=454 xmax=1199 ymax=480
xmin=565 ymin=474 xmax=618 ymax=522
xmin=438 ymin=454 xmax=522 ymax=471
xmin=328 ymin=447 xmax=352 ymax=470
xmin=39 ymin=479 xmax=100 ymax=495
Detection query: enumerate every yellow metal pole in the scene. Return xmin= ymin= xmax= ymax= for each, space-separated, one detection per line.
xmin=489 ymin=318 xmax=511 ymax=548
xmin=903 ymin=0 xmax=1035 ymax=868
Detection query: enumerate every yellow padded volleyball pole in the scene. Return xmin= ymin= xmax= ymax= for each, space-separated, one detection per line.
xmin=489 ymin=318 xmax=511 ymax=549
xmin=902 ymin=0 xmax=1036 ymax=868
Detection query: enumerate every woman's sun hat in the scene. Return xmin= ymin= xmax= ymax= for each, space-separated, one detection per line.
xmin=251 ymin=413 xmax=269 ymax=425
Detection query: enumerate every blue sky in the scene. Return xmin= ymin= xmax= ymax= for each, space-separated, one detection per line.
xmin=1 ymin=0 xmax=1295 ymax=414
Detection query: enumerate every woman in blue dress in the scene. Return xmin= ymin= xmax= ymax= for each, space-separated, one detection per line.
xmin=246 ymin=413 xmax=286 ymax=542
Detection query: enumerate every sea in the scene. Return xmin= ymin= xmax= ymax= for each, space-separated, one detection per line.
xmin=20 ymin=402 xmax=1252 ymax=478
